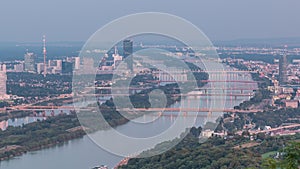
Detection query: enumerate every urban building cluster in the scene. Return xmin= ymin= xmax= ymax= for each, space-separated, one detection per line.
xmin=225 ymin=50 xmax=300 ymax=109
xmin=2 ymin=36 xmax=81 ymax=76
xmin=97 ymin=39 xmax=132 ymax=73
xmin=9 ymin=52 xmax=80 ymax=75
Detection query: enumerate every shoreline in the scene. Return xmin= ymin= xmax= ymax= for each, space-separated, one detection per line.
xmin=0 ymin=113 xmax=86 ymax=162
xmin=0 ymin=64 xmax=209 ymax=166
xmin=114 ymin=69 xmax=260 ymax=169
xmin=0 ymin=132 xmax=84 ymax=162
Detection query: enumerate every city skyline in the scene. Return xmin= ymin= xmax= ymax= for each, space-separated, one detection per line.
xmin=1 ymin=40 xmax=300 ymax=168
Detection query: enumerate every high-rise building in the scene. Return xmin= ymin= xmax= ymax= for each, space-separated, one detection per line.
xmin=48 ymin=60 xmax=57 ymax=67
xmin=56 ymin=60 xmax=62 ymax=70
xmin=0 ymin=64 xmax=8 ymax=99
xmin=49 ymin=60 xmax=62 ymax=74
xmin=43 ymin=35 xmax=47 ymax=77
xmin=123 ymin=39 xmax=133 ymax=71
xmin=81 ymin=58 xmax=95 ymax=74
xmin=24 ymin=52 xmax=36 ymax=73
xmin=279 ymin=54 xmax=288 ymax=85
xmin=14 ymin=63 xmax=24 ymax=72
xmin=112 ymin=46 xmax=123 ymax=69
xmin=36 ymin=63 xmax=45 ymax=74
xmin=62 ymin=61 xmax=73 ymax=75
xmin=123 ymin=40 xmax=133 ymax=58
xmin=74 ymin=57 xmax=80 ymax=70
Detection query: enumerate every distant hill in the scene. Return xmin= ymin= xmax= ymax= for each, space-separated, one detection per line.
xmin=0 ymin=42 xmax=83 ymax=61
xmin=214 ymin=37 xmax=300 ymax=47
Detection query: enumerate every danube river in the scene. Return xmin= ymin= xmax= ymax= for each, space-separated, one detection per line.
xmin=0 ymin=68 xmax=257 ymax=169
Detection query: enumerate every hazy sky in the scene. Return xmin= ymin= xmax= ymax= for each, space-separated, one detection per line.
xmin=1 ymin=0 xmax=300 ymax=42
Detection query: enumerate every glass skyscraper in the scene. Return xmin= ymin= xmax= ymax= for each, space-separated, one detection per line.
xmin=123 ymin=39 xmax=133 ymax=72
xmin=24 ymin=52 xmax=36 ymax=73
xmin=279 ymin=54 xmax=288 ymax=85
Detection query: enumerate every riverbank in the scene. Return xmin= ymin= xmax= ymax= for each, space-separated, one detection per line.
xmin=234 ymin=73 xmax=272 ymax=111
xmin=0 ymin=82 xmax=190 ymax=161
xmin=118 ymin=126 xmax=300 ymax=169
xmin=0 ymin=62 xmax=209 ymax=165
xmin=0 ymin=113 xmax=85 ymax=161
xmin=0 ymin=68 xmax=258 ymax=169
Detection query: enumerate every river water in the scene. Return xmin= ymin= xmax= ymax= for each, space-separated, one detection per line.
xmin=0 ymin=68 xmax=257 ymax=169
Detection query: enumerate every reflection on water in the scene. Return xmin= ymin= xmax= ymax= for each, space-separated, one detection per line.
xmin=0 ymin=70 xmax=258 ymax=169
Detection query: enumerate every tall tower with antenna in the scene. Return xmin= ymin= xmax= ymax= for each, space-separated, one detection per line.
xmin=43 ymin=35 xmax=47 ymax=77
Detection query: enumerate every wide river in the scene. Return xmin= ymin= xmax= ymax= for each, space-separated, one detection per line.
xmin=0 ymin=67 xmax=257 ymax=169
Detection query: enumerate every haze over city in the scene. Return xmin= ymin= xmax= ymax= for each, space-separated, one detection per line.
xmin=1 ymin=0 xmax=300 ymax=42
xmin=1 ymin=1 xmax=300 ymax=169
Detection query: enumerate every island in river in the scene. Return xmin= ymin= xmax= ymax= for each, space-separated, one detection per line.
xmin=0 ymin=77 xmax=208 ymax=161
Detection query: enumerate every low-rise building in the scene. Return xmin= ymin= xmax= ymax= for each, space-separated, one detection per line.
xmin=201 ymin=129 xmax=214 ymax=138
xmin=285 ymin=100 xmax=299 ymax=108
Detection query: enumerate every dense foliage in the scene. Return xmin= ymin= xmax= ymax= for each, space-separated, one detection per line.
xmin=0 ymin=101 xmax=9 ymax=108
xmin=0 ymin=113 xmax=84 ymax=160
xmin=7 ymin=72 xmax=72 ymax=97
xmin=262 ymin=142 xmax=300 ymax=169
xmin=120 ymin=128 xmax=263 ymax=169
xmin=248 ymin=107 xmax=300 ymax=128
xmin=120 ymin=128 xmax=300 ymax=169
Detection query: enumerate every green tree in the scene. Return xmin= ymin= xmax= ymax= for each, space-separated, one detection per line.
xmin=262 ymin=142 xmax=300 ymax=169
xmin=262 ymin=158 xmax=278 ymax=169
xmin=282 ymin=142 xmax=300 ymax=169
